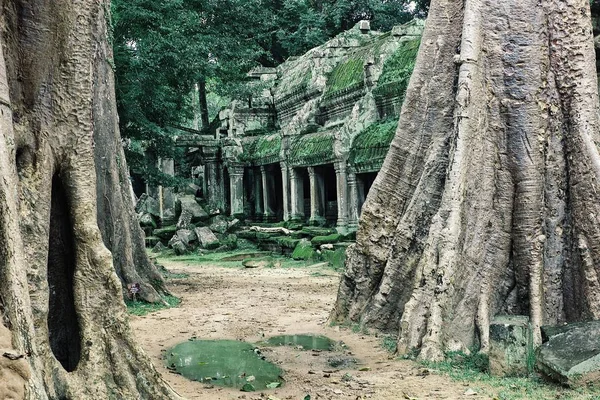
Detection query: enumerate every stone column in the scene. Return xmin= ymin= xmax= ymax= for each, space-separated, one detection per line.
xmin=254 ymin=168 xmax=263 ymax=217
xmin=307 ymin=167 xmax=325 ymax=225
xmin=335 ymin=161 xmax=348 ymax=230
xmin=261 ymin=166 xmax=275 ymax=221
xmin=289 ymin=167 xmax=304 ymax=221
xmin=204 ymin=147 xmax=222 ymax=212
xmin=158 ymin=158 xmax=176 ymax=224
xmin=228 ymin=165 xmax=245 ymax=217
xmin=347 ymin=171 xmax=359 ymax=229
xmin=280 ymin=162 xmax=290 ymax=221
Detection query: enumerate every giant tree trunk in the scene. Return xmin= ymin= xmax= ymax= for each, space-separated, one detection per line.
xmin=332 ymin=0 xmax=600 ymax=361
xmin=92 ymin=2 xmax=168 ymax=304
xmin=0 ymin=0 xmax=180 ymax=397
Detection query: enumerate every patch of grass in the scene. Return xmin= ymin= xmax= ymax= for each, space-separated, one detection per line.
xmin=126 ymin=295 xmax=180 ymax=316
xmin=421 ymin=351 xmax=600 ymax=400
xmin=381 ymin=335 xmax=397 ymax=354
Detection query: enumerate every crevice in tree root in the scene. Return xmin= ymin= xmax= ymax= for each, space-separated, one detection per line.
xmin=47 ymin=171 xmax=81 ymax=373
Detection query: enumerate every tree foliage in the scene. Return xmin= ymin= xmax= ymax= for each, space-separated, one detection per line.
xmin=112 ymin=0 xmax=264 ymax=183
xmin=111 ymin=0 xmax=428 ymax=184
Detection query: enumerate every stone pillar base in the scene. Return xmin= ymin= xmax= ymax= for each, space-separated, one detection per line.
xmin=489 ymin=315 xmax=533 ymax=377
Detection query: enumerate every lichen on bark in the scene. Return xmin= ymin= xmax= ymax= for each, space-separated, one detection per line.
xmin=332 ymin=0 xmax=600 ymax=361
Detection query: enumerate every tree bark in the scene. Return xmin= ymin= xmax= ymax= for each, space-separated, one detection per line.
xmin=199 ymin=78 xmax=210 ymax=130
xmin=0 ymin=0 xmax=180 ymax=397
xmin=92 ymin=1 xmax=169 ymax=303
xmin=332 ymin=0 xmax=600 ymax=361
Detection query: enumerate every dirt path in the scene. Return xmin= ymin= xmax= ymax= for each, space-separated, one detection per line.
xmin=130 ymin=260 xmax=496 ymax=400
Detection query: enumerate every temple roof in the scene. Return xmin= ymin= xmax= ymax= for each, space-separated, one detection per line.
xmin=240 ymin=134 xmax=281 ymax=166
xmin=288 ymin=131 xmax=336 ymax=167
xmin=349 ymin=119 xmax=398 ymax=173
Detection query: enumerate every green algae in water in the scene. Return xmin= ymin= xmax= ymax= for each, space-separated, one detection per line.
xmin=266 ymin=334 xmax=338 ymax=351
xmin=165 ymin=340 xmax=284 ymax=390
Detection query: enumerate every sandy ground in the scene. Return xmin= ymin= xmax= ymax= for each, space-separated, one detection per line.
xmin=130 ymin=260 xmax=497 ymax=400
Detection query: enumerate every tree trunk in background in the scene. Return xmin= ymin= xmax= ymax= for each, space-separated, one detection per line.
xmin=199 ymin=78 xmax=210 ymax=130
xmin=0 ymin=0 xmax=179 ymax=397
xmin=93 ymin=1 xmax=169 ymax=304
xmin=332 ymin=0 xmax=600 ymax=361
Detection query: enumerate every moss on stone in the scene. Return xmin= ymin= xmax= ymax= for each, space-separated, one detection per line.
xmin=372 ymin=38 xmax=420 ymax=103
xmin=301 ymin=226 xmax=337 ymax=237
xmin=325 ymin=57 xmax=365 ymax=95
xmin=311 ymin=233 xmax=342 ymax=246
xmin=349 ymin=118 xmax=398 ymax=172
xmin=240 ymin=134 xmax=281 ymax=165
xmin=255 ymin=232 xmax=280 ymax=241
xmin=291 ymin=239 xmax=317 ymax=261
xmin=153 ymin=225 xmax=178 ymax=240
xmin=288 ymin=132 xmax=336 ymax=167
xmin=275 ymin=236 xmax=301 ymax=249
xmin=321 ymin=247 xmax=347 ymax=270
xmin=237 ymin=230 xmax=258 ymax=240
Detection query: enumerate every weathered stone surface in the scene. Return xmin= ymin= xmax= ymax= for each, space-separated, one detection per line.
xmin=152 ymin=242 xmax=166 ymax=253
xmin=153 ymin=225 xmax=178 ymax=240
xmin=186 ymin=183 xmax=201 ymax=196
xmin=195 ymin=227 xmax=220 ymax=249
xmin=176 ymin=195 xmax=208 ymax=228
xmin=171 ymin=240 xmax=188 ymax=256
xmin=135 ymin=193 xmax=160 ymax=217
xmin=176 ymin=229 xmax=197 ymax=247
xmin=138 ymin=213 xmax=157 ymax=228
xmin=537 ymin=321 xmax=600 ymax=387
xmin=210 ymin=215 xmax=230 ymax=234
xmin=228 ymin=218 xmax=241 ymax=231
xmin=489 ymin=315 xmax=532 ymax=377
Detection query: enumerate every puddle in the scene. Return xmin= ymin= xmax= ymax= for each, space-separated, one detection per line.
xmin=165 ymin=340 xmax=284 ymax=391
xmin=265 ymin=334 xmax=341 ymax=351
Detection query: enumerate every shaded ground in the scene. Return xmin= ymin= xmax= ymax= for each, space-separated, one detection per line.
xmin=129 ymin=255 xmax=596 ymax=400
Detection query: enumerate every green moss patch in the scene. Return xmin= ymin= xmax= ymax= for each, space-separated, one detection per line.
xmin=325 ymin=57 xmax=365 ymax=95
xmin=376 ymin=39 xmax=420 ymax=87
xmin=275 ymin=236 xmax=301 ymax=249
xmin=240 ymin=134 xmax=282 ymax=166
xmin=321 ymin=247 xmax=347 ymax=270
xmin=153 ymin=225 xmax=178 ymax=240
xmin=291 ymin=239 xmax=317 ymax=261
xmin=372 ymin=39 xmax=420 ymax=105
xmin=300 ymin=226 xmax=337 ymax=237
xmin=288 ymin=132 xmax=336 ymax=167
xmin=311 ymin=233 xmax=342 ymax=246
xmin=126 ymin=295 xmax=180 ymax=316
xmin=349 ymin=118 xmax=398 ymax=173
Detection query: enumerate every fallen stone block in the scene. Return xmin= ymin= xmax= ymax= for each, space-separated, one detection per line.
xmin=210 ymin=215 xmax=230 ymax=234
xmin=489 ymin=315 xmax=533 ymax=377
xmin=195 ymin=227 xmax=219 ymax=249
xmin=138 ymin=213 xmax=157 ymax=229
xmin=135 ymin=193 xmax=160 ymax=217
xmin=176 ymin=229 xmax=197 ymax=247
xmin=537 ymin=320 xmax=600 ymax=386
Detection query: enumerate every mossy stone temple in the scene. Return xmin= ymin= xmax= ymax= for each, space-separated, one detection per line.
xmin=173 ymin=20 xmax=423 ymax=230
